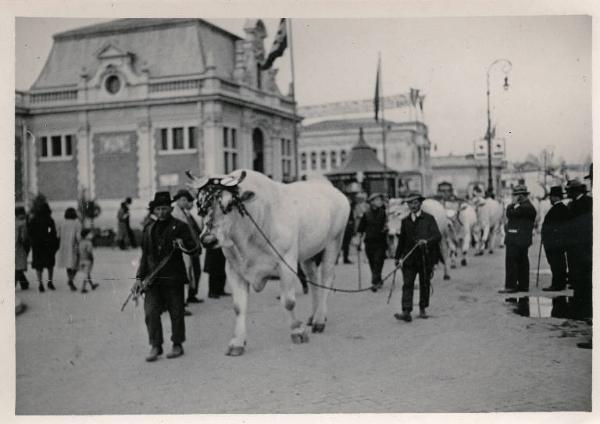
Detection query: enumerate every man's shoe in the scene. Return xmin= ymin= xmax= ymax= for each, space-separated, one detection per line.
xmin=38 ymin=283 xmax=45 ymax=293
xmin=517 ymin=288 xmax=529 ymax=292
xmin=184 ymin=309 xmax=192 ymax=316
xmin=81 ymin=288 xmax=88 ymax=294
xmin=47 ymin=281 xmax=56 ymax=291
xmin=343 ymin=259 xmax=353 ymax=264
xmin=394 ymin=312 xmax=412 ymax=322
xmin=419 ymin=309 xmax=429 ymax=319
xmin=68 ymin=281 xmax=77 ymax=292
xmin=145 ymin=345 xmax=163 ymax=362
xmin=498 ymin=288 xmax=518 ymax=294
xmin=186 ymin=296 xmax=203 ymax=304
xmin=219 ymin=292 xmax=232 ymax=297
xmin=208 ymin=293 xmax=220 ymax=299
xmin=166 ymin=344 xmax=184 ymax=359
xmin=577 ymin=340 xmax=592 ymax=349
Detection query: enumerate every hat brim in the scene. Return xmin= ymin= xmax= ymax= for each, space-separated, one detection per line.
xmin=173 ymin=193 xmax=194 ymax=202
xmin=404 ymin=196 xmax=425 ymax=202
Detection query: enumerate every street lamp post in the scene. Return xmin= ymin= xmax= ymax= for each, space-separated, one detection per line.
xmin=485 ymin=59 xmax=512 ymax=198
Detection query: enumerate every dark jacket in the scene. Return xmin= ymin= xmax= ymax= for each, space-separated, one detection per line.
xmin=136 ymin=215 xmax=195 ymax=285
xmin=567 ymin=194 xmax=593 ymax=247
xmin=357 ymin=207 xmax=387 ymax=245
xmin=28 ymin=215 xmax=59 ymax=269
xmin=541 ymin=202 xmax=569 ymax=250
xmin=394 ymin=211 xmax=442 ymax=269
xmin=504 ymin=200 xmax=536 ymax=247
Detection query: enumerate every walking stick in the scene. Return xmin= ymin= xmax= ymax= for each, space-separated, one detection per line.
xmin=535 ymin=233 xmax=543 ymax=289
xmin=357 ymin=246 xmax=362 ymax=290
xmin=387 ymin=267 xmax=398 ymax=304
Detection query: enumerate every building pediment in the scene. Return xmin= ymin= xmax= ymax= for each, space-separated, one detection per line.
xmin=96 ymin=44 xmax=129 ymax=60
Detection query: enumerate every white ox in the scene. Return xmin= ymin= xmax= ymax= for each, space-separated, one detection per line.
xmin=472 ymin=196 xmax=504 ymax=255
xmin=389 ymin=198 xmax=452 ymax=280
xmin=446 ymin=202 xmax=478 ymax=267
xmin=189 ymin=170 xmax=350 ymax=356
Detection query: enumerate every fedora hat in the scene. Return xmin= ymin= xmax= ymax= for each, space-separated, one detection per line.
xmin=403 ymin=191 xmax=425 ymax=202
xmin=565 ymin=178 xmax=587 ymax=193
xmin=368 ymin=192 xmax=385 ymax=203
xmin=548 ymin=186 xmax=564 ymax=198
xmin=152 ymin=191 xmax=172 ymax=207
xmin=512 ymin=185 xmax=529 ymax=196
xmin=173 ymin=188 xmax=194 ymax=202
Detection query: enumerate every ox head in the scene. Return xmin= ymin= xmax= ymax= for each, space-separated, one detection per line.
xmin=186 ymin=170 xmax=255 ymax=249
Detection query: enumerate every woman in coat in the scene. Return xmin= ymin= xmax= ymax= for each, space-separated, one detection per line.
xmin=28 ymin=202 xmax=59 ymax=292
xmin=15 ymin=207 xmax=30 ymax=290
xmin=57 ymin=207 xmax=82 ymax=291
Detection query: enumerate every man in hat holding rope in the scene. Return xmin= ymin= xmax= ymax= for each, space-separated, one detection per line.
xmin=357 ymin=193 xmax=388 ymax=292
xmin=541 ymin=186 xmax=569 ymax=292
xmin=393 ymin=191 xmax=442 ymax=322
xmin=499 ymin=184 xmax=536 ymax=294
xmin=565 ymin=179 xmax=593 ymax=323
xmin=134 ymin=191 xmax=196 ymax=362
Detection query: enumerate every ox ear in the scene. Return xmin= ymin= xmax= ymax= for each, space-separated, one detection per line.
xmin=240 ymin=190 xmax=255 ymax=203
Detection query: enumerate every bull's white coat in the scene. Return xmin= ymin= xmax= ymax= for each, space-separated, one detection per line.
xmin=472 ymin=197 xmax=504 ymax=255
xmin=192 ymin=170 xmax=350 ymax=355
xmin=447 ymin=202 xmax=478 ymax=267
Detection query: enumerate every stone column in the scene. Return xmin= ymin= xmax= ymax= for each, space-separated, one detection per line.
xmin=202 ymin=101 xmax=223 ymax=174
xmin=241 ymin=109 xmax=255 ymax=169
xmin=136 ymin=107 xmax=154 ymax=201
xmin=77 ymin=111 xmax=92 ymax=198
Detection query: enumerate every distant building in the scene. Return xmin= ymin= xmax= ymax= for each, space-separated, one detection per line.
xmin=430 ymin=153 xmax=506 ymax=198
xmin=15 ymin=18 xmax=298 ymax=227
xmin=298 ymin=93 xmax=433 ymax=195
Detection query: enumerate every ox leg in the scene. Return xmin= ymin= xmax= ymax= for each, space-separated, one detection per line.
xmin=448 ymin=239 xmax=457 ymax=269
xmin=226 ymin=267 xmax=249 ymax=357
xmin=312 ymin=241 xmax=341 ymax=333
xmin=488 ymin=226 xmax=496 ymax=254
xmin=278 ymin=261 xmax=309 ymax=344
xmin=461 ymin=233 xmax=470 ymax=266
xmin=439 ymin=240 xmax=451 ymax=280
xmin=302 ymin=260 xmax=320 ymax=327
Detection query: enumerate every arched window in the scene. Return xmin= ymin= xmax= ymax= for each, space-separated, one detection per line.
xmin=320 ymin=151 xmax=327 ymax=169
xmin=330 ymin=151 xmax=337 ymax=169
xmin=341 ymin=150 xmax=347 ymax=165
xmin=300 ymin=152 xmax=307 ymax=171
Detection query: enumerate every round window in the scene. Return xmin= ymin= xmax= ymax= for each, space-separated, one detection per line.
xmin=105 ymin=75 xmax=121 ymax=94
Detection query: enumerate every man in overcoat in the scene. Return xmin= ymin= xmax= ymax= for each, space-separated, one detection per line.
xmin=394 ymin=191 xmax=442 ymax=321
xmin=117 ymin=197 xmax=137 ymax=249
xmin=135 ymin=192 xmax=196 ymax=362
xmin=499 ymin=185 xmax=536 ymax=294
xmin=565 ymin=179 xmax=593 ymax=321
xmin=541 ymin=186 xmax=569 ymax=291
xmin=357 ymin=193 xmax=388 ymax=292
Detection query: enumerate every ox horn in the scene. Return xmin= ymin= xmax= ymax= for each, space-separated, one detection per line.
xmin=186 ymin=170 xmax=210 ymax=190
xmin=220 ymin=170 xmax=247 ymax=187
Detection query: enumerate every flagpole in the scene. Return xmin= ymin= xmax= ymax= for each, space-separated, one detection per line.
xmin=379 ymin=52 xmax=388 ymax=197
xmin=288 ymin=18 xmax=299 ymax=182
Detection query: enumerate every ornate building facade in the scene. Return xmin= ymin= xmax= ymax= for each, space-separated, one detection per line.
xmin=15 ymin=18 xmax=298 ymax=227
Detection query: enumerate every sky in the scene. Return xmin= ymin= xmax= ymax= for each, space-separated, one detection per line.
xmin=15 ymin=16 xmax=592 ymax=164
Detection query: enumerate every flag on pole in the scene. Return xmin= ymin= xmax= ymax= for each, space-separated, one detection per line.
xmin=261 ymin=18 xmax=288 ymax=70
xmin=374 ymin=55 xmax=381 ymax=121
xmin=409 ymin=88 xmax=420 ymax=107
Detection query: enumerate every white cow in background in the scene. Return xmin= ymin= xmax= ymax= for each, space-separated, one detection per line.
xmin=388 ymin=198 xmax=452 ymax=280
xmin=446 ymin=202 xmax=478 ymax=267
xmin=472 ymin=196 xmax=504 ymax=255
xmin=189 ymin=170 xmax=350 ymax=356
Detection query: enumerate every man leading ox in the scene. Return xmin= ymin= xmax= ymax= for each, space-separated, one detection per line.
xmin=188 ymin=170 xmax=350 ymax=356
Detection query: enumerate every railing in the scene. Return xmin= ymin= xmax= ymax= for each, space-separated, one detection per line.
xmin=149 ymin=79 xmax=202 ymax=93
xmin=30 ymin=90 xmax=78 ymax=104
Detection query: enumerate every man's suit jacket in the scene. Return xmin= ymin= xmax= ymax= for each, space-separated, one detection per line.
xmin=505 ymin=200 xmax=536 ymax=247
xmin=395 ymin=211 xmax=442 ymax=270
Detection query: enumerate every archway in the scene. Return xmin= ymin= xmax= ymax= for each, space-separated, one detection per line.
xmin=252 ymin=128 xmax=264 ymax=173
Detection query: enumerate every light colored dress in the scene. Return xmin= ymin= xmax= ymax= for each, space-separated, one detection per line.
xmin=57 ymin=219 xmax=82 ymax=269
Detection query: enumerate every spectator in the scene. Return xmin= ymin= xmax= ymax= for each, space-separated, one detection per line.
xmin=28 ymin=202 xmax=59 ymax=292
xmin=57 ymin=207 xmax=82 ymax=291
xmin=205 ymin=248 xmax=229 ymax=299
xmin=357 ymin=193 xmax=388 ymax=293
xmin=499 ymin=185 xmax=536 ymax=294
xmin=541 ymin=186 xmax=569 ymax=292
xmin=15 ymin=206 xmax=30 ymax=290
xmin=172 ymin=189 xmax=203 ymax=304
xmin=78 ymin=228 xmax=98 ymax=293
xmin=341 ymin=194 xmax=356 ymax=264
xmin=117 ymin=197 xmax=136 ymax=249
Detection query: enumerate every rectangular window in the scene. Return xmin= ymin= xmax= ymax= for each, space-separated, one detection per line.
xmin=41 ymin=137 xmax=48 ymax=157
xmin=188 ymin=127 xmax=197 ymax=149
xmin=231 ymin=128 xmax=237 ymax=149
xmin=300 ymin=152 xmax=307 ymax=171
xmin=223 ymin=127 xmax=229 ymax=148
xmin=160 ymin=129 xmax=168 ymax=150
xmin=65 ymin=135 xmax=73 ymax=156
xmin=311 ymin=152 xmax=317 ymax=170
xmin=51 ymin=136 xmax=62 ymax=156
xmin=223 ymin=126 xmax=238 ymax=173
xmin=172 ymin=128 xmax=184 ymax=150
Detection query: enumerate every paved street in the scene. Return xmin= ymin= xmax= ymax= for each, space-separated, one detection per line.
xmin=16 ymin=238 xmax=591 ymax=414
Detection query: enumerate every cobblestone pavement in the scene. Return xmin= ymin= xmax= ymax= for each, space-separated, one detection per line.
xmin=15 ymin=239 xmax=592 ymax=414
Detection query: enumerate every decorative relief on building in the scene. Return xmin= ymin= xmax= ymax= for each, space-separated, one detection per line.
xmin=96 ymin=133 xmax=133 ymax=154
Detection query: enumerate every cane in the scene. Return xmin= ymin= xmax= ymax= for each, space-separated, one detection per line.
xmin=357 ymin=246 xmax=362 ymax=290
xmin=535 ymin=233 xmax=543 ymax=288
xmin=387 ymin=267 xmax=398 ymax=304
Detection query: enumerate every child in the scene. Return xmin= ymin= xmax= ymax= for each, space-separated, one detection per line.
xmin=79 ymin=229 xmax=98 ymax=293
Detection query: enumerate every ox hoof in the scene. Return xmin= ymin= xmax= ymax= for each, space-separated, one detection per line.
xmin=474 ymin=252 xmax=483 ymax=257
xmin=450 ymin=264 xmax=456 ymax=269
xmin=291 ymin=330 xmax=309 ymax=344
xmin=488 ymin=250 xmax=494 ymax=255
xmin=312 ymin=322 xmax=326 ymax=333
xmin=443 ymin=275 xmax=451 ymax=281
xmin=307 ymin=316 xmax=313 ymax=326
xmin=226 ymin=346 xmax=245 ymax=356
xmin=461 ymin=259 xmax=467 ymax=266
